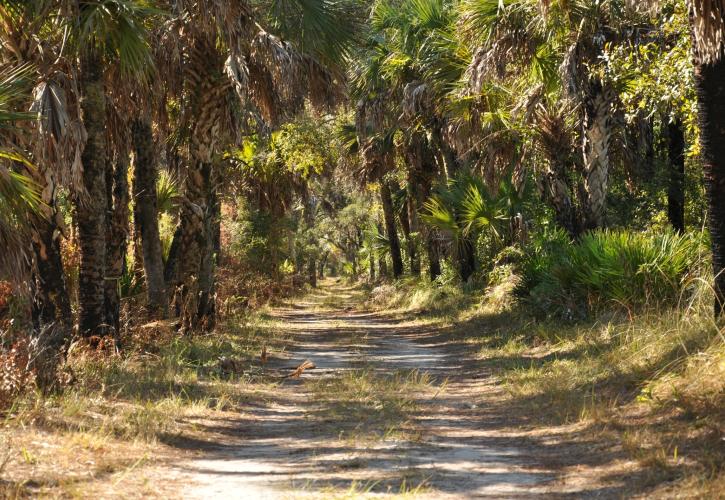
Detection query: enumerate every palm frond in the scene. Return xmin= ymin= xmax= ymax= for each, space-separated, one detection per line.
xmin=76 ymin=0 xmax=158 ymax=77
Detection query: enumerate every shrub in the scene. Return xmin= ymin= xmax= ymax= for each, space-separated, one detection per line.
xmin=522 ymin=229 xmax=708 ymax=318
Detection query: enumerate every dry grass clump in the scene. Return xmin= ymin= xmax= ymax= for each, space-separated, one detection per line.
xmin=308 ymin=367 xmax=434 ymax=442
xmin=0 ymin=312 xmax=287 ymax=497
xmin=367 ymin=278 xmax=469 ymax=317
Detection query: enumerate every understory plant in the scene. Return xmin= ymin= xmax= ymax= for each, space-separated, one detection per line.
xmin=520 ymin=229 xmax=708 ymax=318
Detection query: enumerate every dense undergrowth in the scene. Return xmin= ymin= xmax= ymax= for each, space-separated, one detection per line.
xmin=367 ymin=228 xmax=724 ymax=497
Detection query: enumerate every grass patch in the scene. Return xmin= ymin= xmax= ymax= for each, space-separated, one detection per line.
xmin=288 ymin=476 xmax=432 ymax=499
xmin=0 ymin=311 xmax=288 ymax=497
xmin=308 ymin=367 xmax=435 ymax=443
xmin=388 ymin=274 xmax=725 ymax=497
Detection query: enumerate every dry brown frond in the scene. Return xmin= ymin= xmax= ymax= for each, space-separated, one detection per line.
xmin=689 ymin=0 xmax=725 ymax=64
xmin=402 ymin=82 xmax=432 ymax=120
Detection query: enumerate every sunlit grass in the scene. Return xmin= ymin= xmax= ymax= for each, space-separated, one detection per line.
xmin=0 ymin=310 xmax=289 ymax=497
xmin=288 ymin=476 xmax=432 ymax=499
xmin=308 ymin=367 xmax=435 ymax=443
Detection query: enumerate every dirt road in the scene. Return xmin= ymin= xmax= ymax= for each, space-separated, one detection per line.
xmin=166 ymin=282 xmax=626 ymax=499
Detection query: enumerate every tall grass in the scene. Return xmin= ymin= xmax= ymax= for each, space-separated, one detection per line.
xmin=522 ymin=229 xmax=709 ymax=318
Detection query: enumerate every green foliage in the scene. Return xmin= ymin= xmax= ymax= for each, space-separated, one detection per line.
xmin=75 ymin=0 xmax=159 ymax=77
xmin=423 ymin=174 xmax=506 ymax=243
xmin=267 ymin=0 xmax=363 ymax=67
xmin=155 ymin=170 xmax=179 ymax=215
xmin=521 ymin=229 xmax=708 ymax=318
xmin=227 ymin=199 xmax=291 ymax=275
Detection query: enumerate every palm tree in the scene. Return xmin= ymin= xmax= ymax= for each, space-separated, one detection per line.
xmin=685 ymin=0 xmax=725 ymax=315
xmin=423 ymin=174 xmax=507 ymax=281
xmin=0 ymin=64 xmax=41 ymax=280
xmin=132 ymin=117 xmax=167 ymax=317
xmin=71 ymin=0 xmax=156 ymax=336
xmin=157 ymin=0 xmax=358 ymax=331
xmin=463 ymin=0 xmax=648 ymax=233
xmin=351 ymin=0 xmax=466 ymax=280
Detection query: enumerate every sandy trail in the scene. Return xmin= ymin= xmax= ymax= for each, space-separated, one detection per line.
xmin=167 ymin=282 xmax=563 ymax=498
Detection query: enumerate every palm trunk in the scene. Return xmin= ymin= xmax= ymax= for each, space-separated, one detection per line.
xmin=694 ymin=55 xmax=725 ymax=315
xmin=319 ymin=251 xmax=328 ymax=279
xmin=376 ymin=222 xmax=389 ymax=278
xmin=667 ymin=119 xmax=686 ymax=234
xmin=196 ymin=182 xmax=217 ymax=331
xmin=132 ymin=118 xmax=167 ymax=317
xmin=406 ymin=177 xmax=421 ymax=276
xmin=418 ymin=134 xmax=442 ymax=281
xmin=173 ymin=159 xmax=213 ymax=334
xmin=582 ymin=81 xmax=614 ymax=231
xmin=426 ymin=231 xmax=441 ymax=281
xmin=369 ymin=250 xmax=376 ymax=281
xmin=458 ymin=238 xmax=476 ymax=283
xmin=172 ymin=36 xmax=224 ymax=333
xmin=541 ymin=169 xmax=578 ymax=238
xmin=398 ymin=189 xmax=413 ymax=274
xmin=28 ymin=168 xmax=72 ymax=335
xmin=430 ymin=125 xmax=457 ymax=180
xmin=104 ymin=149 xmax=130 ymax=344
xmin=76 ymin=50 xmax=108 ymax=336
xmin=380 ymin=182 xmax=403 ymax=278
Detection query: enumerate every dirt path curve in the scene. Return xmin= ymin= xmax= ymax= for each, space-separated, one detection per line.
xmin=168 ymin=281 xmax=563 ymax=499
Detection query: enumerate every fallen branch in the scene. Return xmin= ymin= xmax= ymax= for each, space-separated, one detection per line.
xmin=281 ymin=359 xmax=316 ymax=379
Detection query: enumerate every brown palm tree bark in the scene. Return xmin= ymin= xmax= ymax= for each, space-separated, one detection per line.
xmin=380 ymin=182 xmax=403 ymax=278
xmin=422 ymin=152 xmax=441 ymax=281
xmin=76 ymin=49 xmax=108 ymax=336
xmin=667 ymin=119 xmax=686 ymax=234
xmin=692 ymin=25 xmax=725 ymax=317
xmin=104 ymin=149 xmax=130 ymax=343
xmin=541 ymin=168 xmax=578 ymax=238
xmin=132 ymin=118 xmax=167 ymax=317
xmin=407 ymin=192 xmax=421 ymax=276
xmin=581 ymin=81 xmax=614 ymax=231
xmin=27 ymin=196 xmax=71 ymax=391
xmin=167 ymin=33 xmax=227 ymax=333
xmin=30 ymin=218 xmax=72 ymax=333
xmin=396 ymin=183 xmax=417 ymax=275
xmin=458 ymin=239 xmax=476 ymax=283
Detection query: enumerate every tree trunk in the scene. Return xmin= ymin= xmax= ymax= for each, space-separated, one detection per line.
xmin=417 ymin=132 xmax=441 ymax=280
xmin=406 ymin=175 xmax=421 ymax=276
xmin=397 ymin=188 xmax=414 ymax=275
xmin=582 ymin=81 xmax=614 ymax=231
xmin=667 ymin=119 xmax=686 ymax=234
xmin=694 ymin=54 xmax=725 ymax=315
xmin=319 ymin=251 xmax=328 ymax=279
xmin=104 ymin=149 xmax=130 ymax=344
xmin=76 ymin=50 xmax=108 ymax=337
xmin=429 ymin=122 xmax=457 ymax=179
xmin=171 ymin=35 xmax=224 ymax=333
xmin=28 ymin=167 xmax=72 ymax=335
xmin=132 ymin=118 xmax=167 ymax=317
xmin=28 ymin=171 xmax=72 ymax=391
xmin=173 ymin=160 xmax=214 ymax=334
xmin=196 ymin=182 xmax=217 ymax=331
xmin=380 ymin=182 xmax=403 ymax=278
xmin=369 ymin=249 xmax=376 ymax=281
xmin=307 ymin=257 xmax=317 ymax=287
xmin=458 ymin=238 xmax=476 ymax=283
xmin=541 ymin=169 xmax=578 ymax=238
xmin=377 ymin=221 xmax=389 ymax=279
xmin=426 ymin=232 xmax=441 ymax=281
